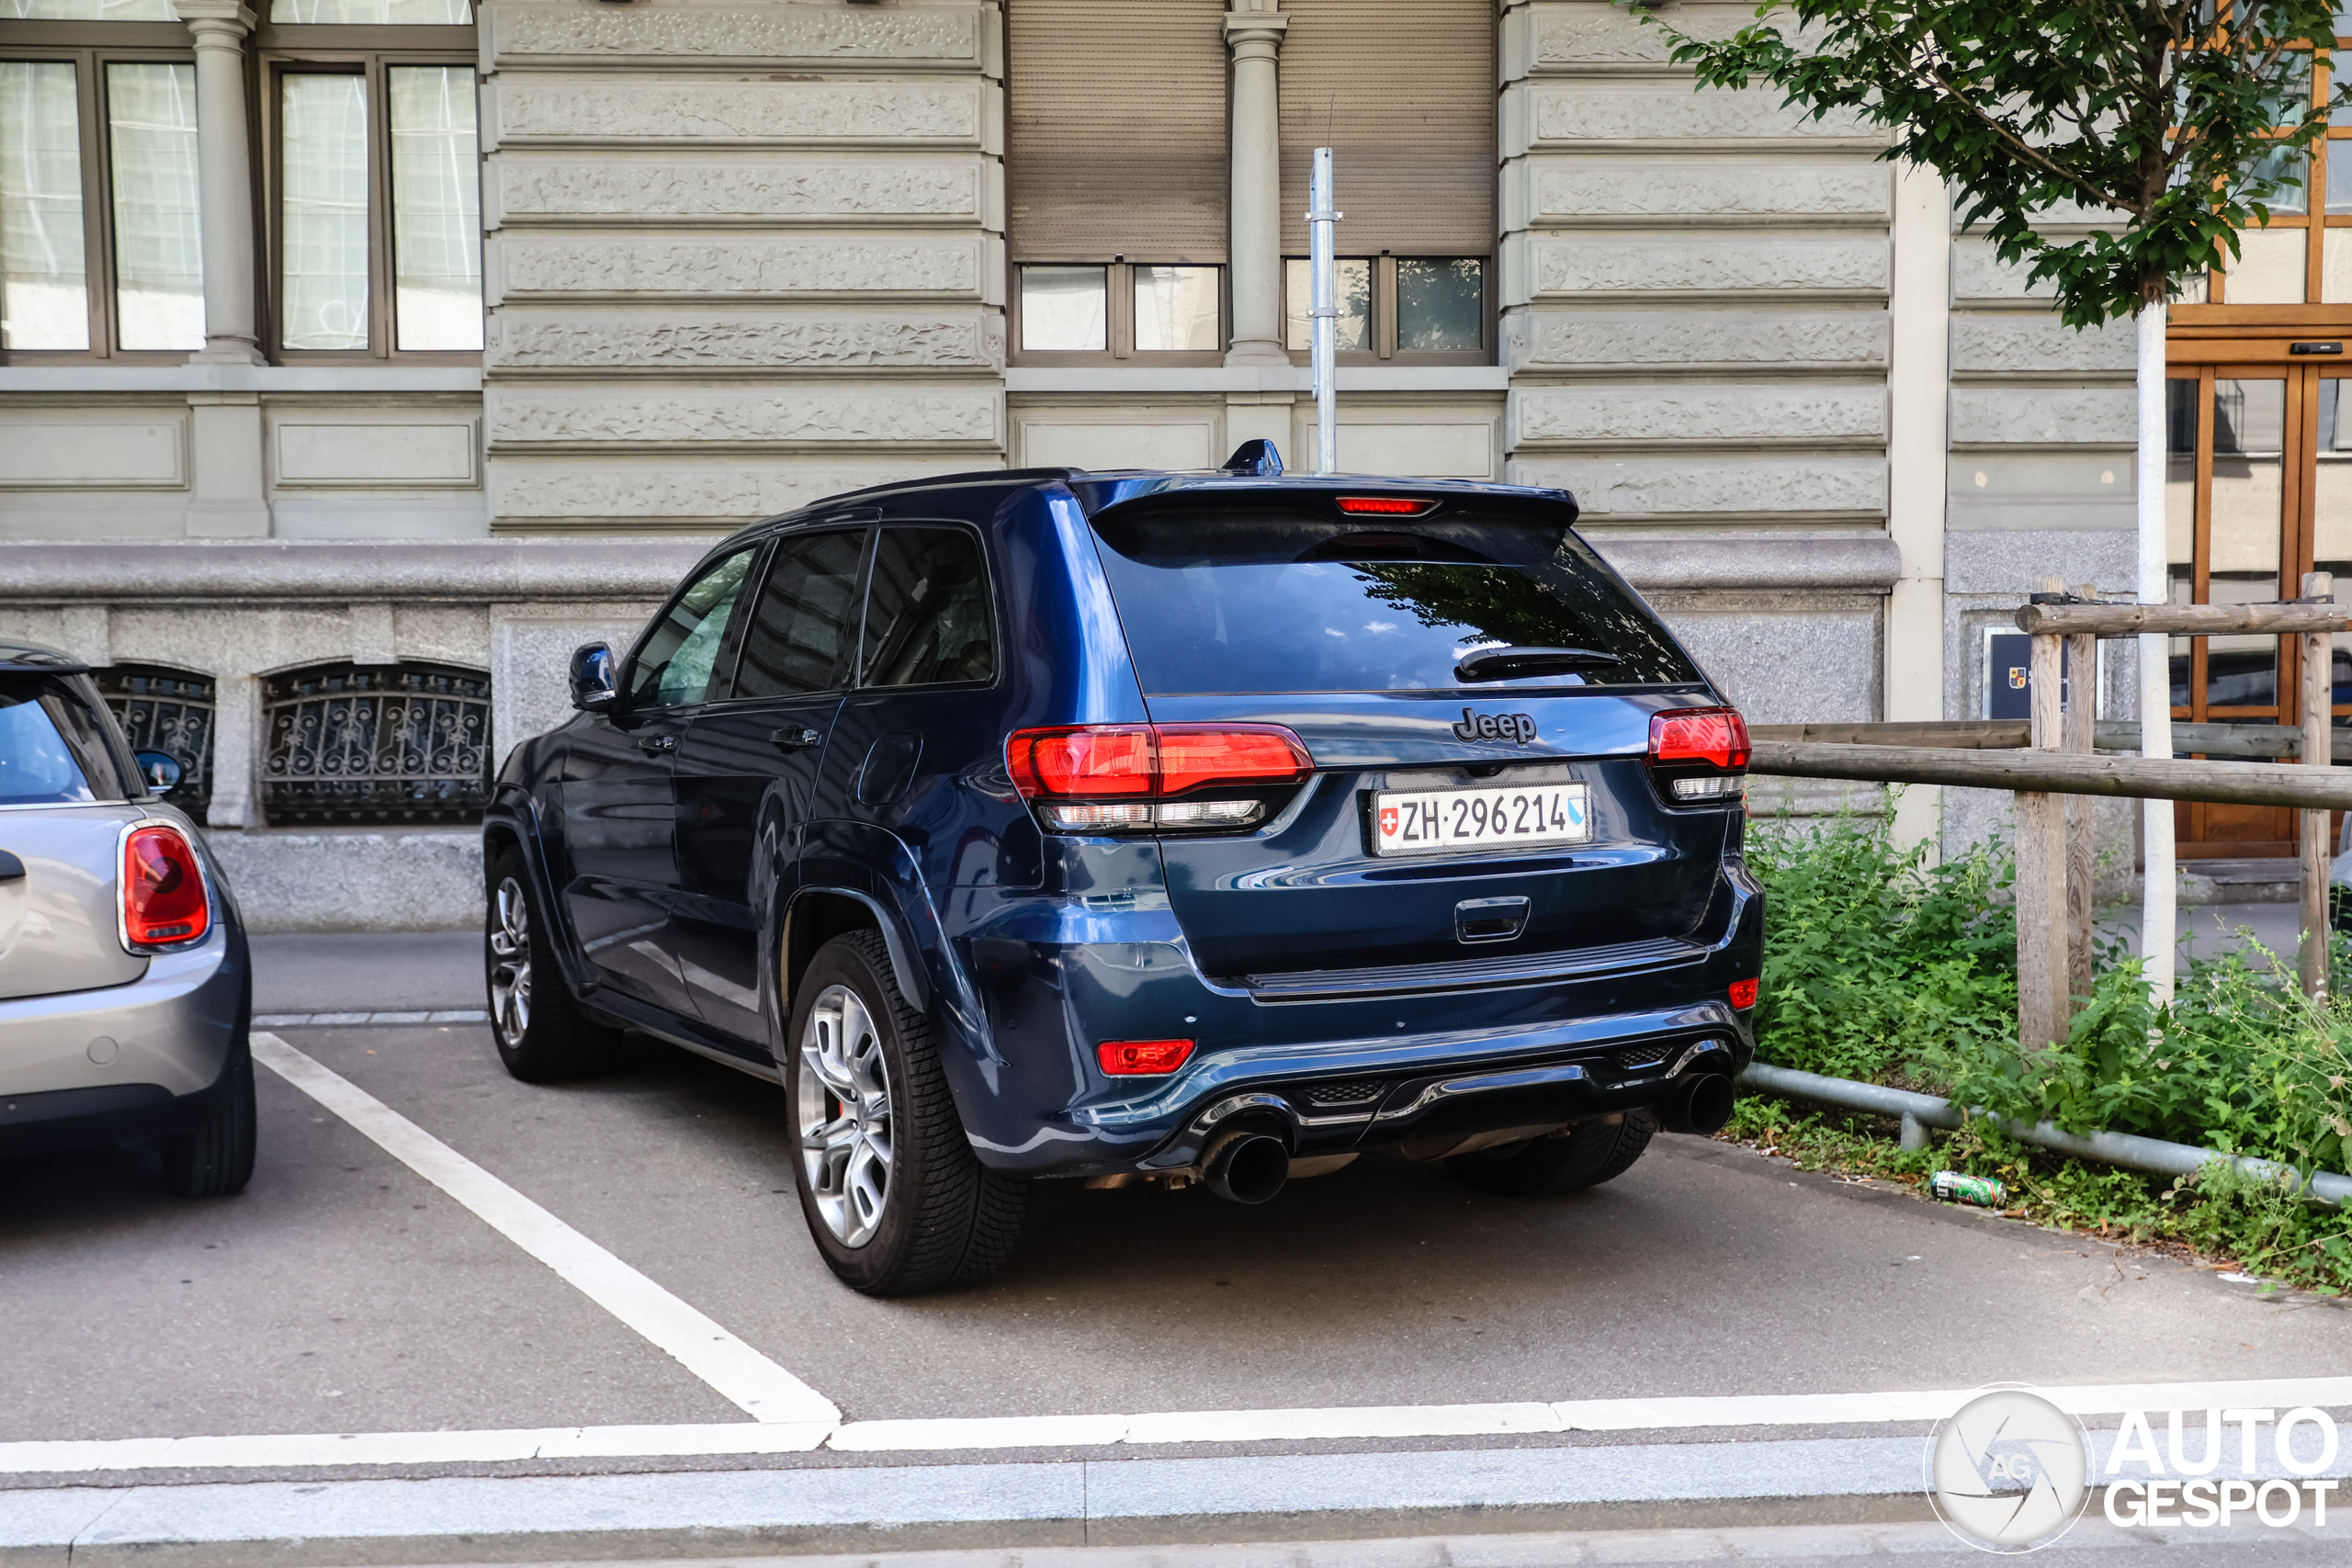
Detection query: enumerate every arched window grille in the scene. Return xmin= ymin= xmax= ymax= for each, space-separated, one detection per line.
xmin=262 ymin=663 xmax=491 ymax=825
xmin=96 ymin=665 xmax=216 ymax=822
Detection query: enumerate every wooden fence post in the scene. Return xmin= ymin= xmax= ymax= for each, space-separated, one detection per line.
xmin=2301 ymin=570 xmax=2335 ymax=1001
xmin=2018 ymin=576 xmax=2072 ymax=1050
xmin=2064 ymin=581 xmax=2098 ymax=1011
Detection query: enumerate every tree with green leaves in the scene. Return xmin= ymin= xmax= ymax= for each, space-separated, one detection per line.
xmin=1645 ymin=0 xmax=2351 ymax=1002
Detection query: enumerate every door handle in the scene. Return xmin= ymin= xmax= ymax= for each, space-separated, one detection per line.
xmin=637 ymin=733 xmax=677 ymax=755
xmin=770 ymin=727 xmax=823 ymax=750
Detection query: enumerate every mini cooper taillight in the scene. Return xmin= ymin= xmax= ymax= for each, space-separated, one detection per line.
xmin=1646 ymin=705 xmax=1750 ymax=804
xmin=1006 ymin=723 xmax=1313 ymax=833
xmin=120 ymin=821 xmax=209 ymax=950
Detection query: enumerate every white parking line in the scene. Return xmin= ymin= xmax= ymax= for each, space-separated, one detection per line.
xmin=10 ymin=1374 xmax=2352 ymax=1474
xmin=248 ymin=1032 xmax=838 ymax=1430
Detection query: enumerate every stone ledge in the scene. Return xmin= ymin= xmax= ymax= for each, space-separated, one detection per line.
xmin=203 ymin=829 xmax=481 ymax=934
xmin=1590 ymin=532 xmax=1905 ymax=592
xmin=0 ymin=539 xmax=711 ymax=602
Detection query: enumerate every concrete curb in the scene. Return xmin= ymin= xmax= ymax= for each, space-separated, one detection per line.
xmin=3 ymin=1438 xmax=1942 ymax=1568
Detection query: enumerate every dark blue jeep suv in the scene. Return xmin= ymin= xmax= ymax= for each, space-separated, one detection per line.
xmin=481 ymin=447 xmax=1762 ymax=1294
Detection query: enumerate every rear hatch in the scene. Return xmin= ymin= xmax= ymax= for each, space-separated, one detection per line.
xmin=1083 ymin=486 xmax=1736 ymax=982
xmin=0 ymin=674 xmax=147 ymax=1000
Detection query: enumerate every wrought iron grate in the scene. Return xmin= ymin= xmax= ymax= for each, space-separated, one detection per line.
xmin=263 ymin=662 xmax=492 ymax=825
xmin=98 ymin=665 xmax=216 ymax=822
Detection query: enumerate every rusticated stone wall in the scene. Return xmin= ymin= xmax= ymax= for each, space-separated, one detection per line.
xmin=480 ymin=0 xmax=1006 ymax=531
xmin=1498 ymin=0 xmax=1898 ymax=727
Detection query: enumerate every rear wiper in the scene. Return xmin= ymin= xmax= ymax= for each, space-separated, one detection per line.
xmin=1454 ymin=646 xmax=1621 ymax=682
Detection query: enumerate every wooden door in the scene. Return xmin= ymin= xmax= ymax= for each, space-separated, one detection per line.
xmin=2163 ymin=353 xmax=2352 ymax=855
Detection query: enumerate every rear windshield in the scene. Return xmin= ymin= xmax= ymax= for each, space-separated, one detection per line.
xmin=1089 ymin=500 xmax=1703 ymax=695
xmin=0 ymin=676 xmax=121 ymax=806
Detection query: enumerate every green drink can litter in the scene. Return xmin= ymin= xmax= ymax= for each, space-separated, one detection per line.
xmin=1928 ymin=1170 xmax=2007 ymax=1208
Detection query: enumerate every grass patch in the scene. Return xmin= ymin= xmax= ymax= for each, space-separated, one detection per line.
xmin=1741 ymin=809 xmax=2352 ymax=1294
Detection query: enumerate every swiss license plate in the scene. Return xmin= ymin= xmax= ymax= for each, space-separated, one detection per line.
xmin=1371 ymin=782 xmax=1591 ymax=856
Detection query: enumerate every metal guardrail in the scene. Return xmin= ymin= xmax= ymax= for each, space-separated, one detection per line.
xmin=1738 ymin=1060 xmax=2352 ymax=1207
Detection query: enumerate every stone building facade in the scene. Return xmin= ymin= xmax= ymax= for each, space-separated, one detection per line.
xmin=0 ymin=0 xmax=2150 ymax=927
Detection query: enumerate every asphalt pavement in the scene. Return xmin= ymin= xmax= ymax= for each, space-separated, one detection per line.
xmin=6 ymin=931 xmax=2351 ymax=1564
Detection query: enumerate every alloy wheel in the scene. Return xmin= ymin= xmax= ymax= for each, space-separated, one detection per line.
xmin=797 ymin=983 xmax=895 ymax=1248
xmin=489 ymin=875 xmax=532 ymax=1043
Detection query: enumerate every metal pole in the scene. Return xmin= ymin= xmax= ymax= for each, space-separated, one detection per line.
xmin=2136 ymin=301 xmax=2176 ymax=1006
xmin=1308 ymin=147 xmax=1339 ymax=474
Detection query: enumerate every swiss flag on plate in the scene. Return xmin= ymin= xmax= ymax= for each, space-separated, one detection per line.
xmin=1379 ymin=806 xmax=1399 ymax=835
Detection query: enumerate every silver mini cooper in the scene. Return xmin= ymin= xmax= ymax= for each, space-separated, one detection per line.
xmin=0 ymin=641 xmax=253 ymax=1195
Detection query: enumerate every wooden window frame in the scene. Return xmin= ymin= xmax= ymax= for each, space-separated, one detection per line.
xmin=1 ymin=27 xmax=203 ymax=364
xmin=1282 ymin=253 xmax=1493 ymax=367
xmin=255 ymin=22 xmax=476 ymax=364
xmin=1008 ymin=260 xmax=1227 ymax=367
xmin=2177 ymin=33 xmax=2352 ymax=319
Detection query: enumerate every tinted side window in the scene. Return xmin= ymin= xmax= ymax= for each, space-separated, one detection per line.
xmin=0 ymin=675 xmax=125 ymax=805
xmin=735 ymin=529 xmax=867 ymax=699
xmin=860 ymin=526 xmax=995 ymax=688
xmin=628 ymin=548 xmax=757 ymax=710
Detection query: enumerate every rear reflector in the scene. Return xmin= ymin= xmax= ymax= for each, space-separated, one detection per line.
xmin=1728 ymin=978 xmax=1758 ymax=1010
xmin=1007 ymin=724 xmax=1311 ymax=800
xmin=1335 ymin=496 xmax=1439 ymax=516
xmin=1098 ymin=1038 xmax=1195 ymax=1076
xmin=121 ymin=821 xmax=209 ymax=949
xmin=1648 ymin=707 xmax=1751 ymax=771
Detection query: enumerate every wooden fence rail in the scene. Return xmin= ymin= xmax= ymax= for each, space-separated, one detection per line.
xmin=1752 ymin=718 xmax=2352 ymax=761
xmin=1745 ymin=573 xmax=2347 ymax=1050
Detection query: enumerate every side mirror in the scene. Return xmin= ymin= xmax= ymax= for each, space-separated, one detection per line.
xmin=570 ymin=642 xmax=618 ymax=712
xmin=134 ymin=750 xmax=185 ymax=796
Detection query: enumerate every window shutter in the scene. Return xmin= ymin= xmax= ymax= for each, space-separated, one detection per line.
xmin=1278 ymin=0 xmax=1495 ymax=256
xmin=1007 ymin=0 xmax=1229 ymax=264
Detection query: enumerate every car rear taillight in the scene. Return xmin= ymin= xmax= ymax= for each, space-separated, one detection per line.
xmin=120 ymin=821 xmax=209 ymax=950
xmin=1007 ymin=723 xmax=1312 ymax=833
xmin=1646 ymin=706 xmax=1750 ymax=804
xmin=1728 ymin=977 xmax=1758 ymax=1010
xmin=1097 ymin=1038 xmax=1195 ymax=1076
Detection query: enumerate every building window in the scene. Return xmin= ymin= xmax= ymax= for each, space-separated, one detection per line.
xmin=262 ymin=661 xmax=490 ymax=824
xmin=2202 ymin=27 xmax=2352 ymax=306
xmin=1284 ymin=256 xmax=1486 ymax=361
xmin=0 ymin=39 xmax=202 ymax=357
xmin=96 ymin=663 xmax=215 ymax=821
xmin=1014 ymin=262 xmax=1222 ymax=359
xmin=261 ymin=38 xmax=481 ymax=358
xmin=1 ymin=0 xmax=479 ymax=362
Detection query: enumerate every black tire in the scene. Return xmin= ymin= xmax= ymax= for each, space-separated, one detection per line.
xmin=784 ymin=931 xmax=1024 ymax=1295
xmin=1446 ymin=1112 xmax=1656 ymax=1197
xmin=163 ymin=1043 xmax=255 ymax=1198
xmin=485 ymin=848 xmax=627 ymax=1082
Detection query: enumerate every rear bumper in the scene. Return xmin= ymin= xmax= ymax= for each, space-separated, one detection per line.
xmin=946 ymin=866 xmax=1761 ymax=1177
xmin=0 ymin=919 xmax=248 ymax=1157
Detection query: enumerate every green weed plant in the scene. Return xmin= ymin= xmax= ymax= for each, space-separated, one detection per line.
xmin=1745 ymin=811 xmax=2352 ymax=1292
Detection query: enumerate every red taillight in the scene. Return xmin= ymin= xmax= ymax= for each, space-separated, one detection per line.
xmin=1006 ymin=724 xmax=1312 ymax=799
xmin=1006 ymin=725 xmax=1155 ymax=797
xmin=121 ymin=822 xmax=209 ymax=949
xmin=1728 ymin=978 xmax=1759 ymax=1010
xmin=1648 ymin=707 xmax=1751 ymax=770
xmin=1157 ymin=727 xmax=1312 ymax=795
xmin=1097 ymin=1038 xmax=1195 ymax=1076
xmin=1336 ymin=496 xmax=1438 ymax=516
